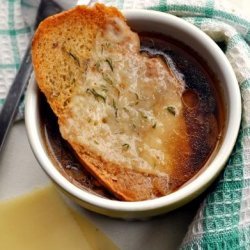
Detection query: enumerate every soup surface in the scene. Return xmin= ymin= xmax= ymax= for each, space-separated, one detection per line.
xmin=40 ymin=33 xmax=224 ymax=200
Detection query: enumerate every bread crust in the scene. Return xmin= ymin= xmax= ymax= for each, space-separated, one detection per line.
xmin=32 ymin=4 xmax=185 ymax=201
xmin=70 ymin=142 xmax=171 ymax=201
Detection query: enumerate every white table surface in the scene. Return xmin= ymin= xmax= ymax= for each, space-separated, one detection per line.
xmin=0 ymin=1 xmax=249 ymax=249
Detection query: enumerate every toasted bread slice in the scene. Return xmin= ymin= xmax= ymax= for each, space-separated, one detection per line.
xmin=32 ymin=4 xmax=191 ymax=201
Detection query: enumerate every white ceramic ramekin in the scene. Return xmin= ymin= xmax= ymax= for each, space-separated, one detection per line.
xmin=25 ymin=9 xmax=241 ymax=219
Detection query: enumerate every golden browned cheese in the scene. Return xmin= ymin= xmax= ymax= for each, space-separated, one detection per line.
xmin=32 ymin=4 xmax=192 ymax=201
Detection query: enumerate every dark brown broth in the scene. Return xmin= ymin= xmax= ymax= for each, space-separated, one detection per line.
xmin=140 ymin=33 xmax=224 ymax=186
xmin=40 ymin=33 xmax=224 ymax=200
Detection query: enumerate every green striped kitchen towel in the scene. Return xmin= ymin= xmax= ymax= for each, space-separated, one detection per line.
xmin=1 ymin=0 xmax=249 ymax=249
xmin=0 ymin=0 xmax=35 ymax=120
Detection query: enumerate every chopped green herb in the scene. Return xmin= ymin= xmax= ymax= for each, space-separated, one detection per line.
xmin=103 ymin=74 xmax=113 ymax=86
xmin=114 ymin=87 xmax=121 ymax=97
xmin=123 ymin=107 xmax=130 ymax=113
xmin=67 ymin=52 xmax=80 ymax=66
xmin=166 ymin=106 xmax=176 ymax=116
xmin=100 ymin=85 xmax=108 ymax=92
xmin=129 ymin=100 xmax=139 ymax=106
xmin=101 ymin=42 xmax=111 ymax=53
xmin=122 ymin=143 xmax=130 ymax=151
xmin=95 ymin=61 xmax=101 ymax=71
xmin=128 ymin=93 xmax=139 ymax=106
xmin=106 ymin=58 xmax=113 ymax=71
xmin=94 ymin=140 xmax=99 ymax=145
xmin=105 ymin=42 xmax=111 ymax=48
xmin=152 ymin=122 xmax=157 ymax=129
xmin=86 ymin=88 xmax=106 ymax=103
xmin=112 ymin=99 xmax=118 ymax=117
xmin=140 ymin=111 xmax=148 ymax=120
xmin=82 ymin=59 xmax=89 ymax=72
xmin=132 ymin=123 xmax=136 ymax=129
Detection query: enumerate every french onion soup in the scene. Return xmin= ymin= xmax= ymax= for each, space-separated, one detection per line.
xmin=39 ymin=32 xmax=224 ymax=201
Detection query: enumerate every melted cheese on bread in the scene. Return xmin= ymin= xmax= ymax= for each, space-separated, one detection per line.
xmin=59 ymin=17 xmax=189 ymax=176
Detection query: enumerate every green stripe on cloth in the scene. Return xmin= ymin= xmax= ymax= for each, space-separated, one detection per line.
xmin=149 ymin=4 xmax=206 ymax=14
xmin=8 ymin=0 xmax=20 ymax=69
xmin=215 ymin=180 xmax=247 ymax=191
xmin=20 ymin=0 xmax=36 ymax=8
xmin=227 ymin=34 xmax=244 ymax=51
xmin=227 ymin=34 xmax=250 ymax=55
xmin=0 ymin=64 xmax=19 ymax=69
xmin=246 ymin=30 xmax=250 ymax=43
xmin=214 ymin=9 xmax=250 ymax=27
xmin=193 ymin=16 xmax=204 ymax=28
xmin=240 ymin=79 xmax=250 ymax=90
xmin=149 ymin=4 xmax=250 ymax=32
xmin=159 ymin=0 xmax=168 ymax=12
xmin=0 ymin=26 xmax=31 ymax=35
xmin=242 ymin=126 xmax=250 ymax=137
xmin=0 ymin=99 xmax=5 ymax=105
xmin=205 ymin=0 xmax=215 ymax=17
xmin=182 ymin=226 xmax=250 ymax=249
xmin=199 ymin=229 xmax=242 ymax=248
